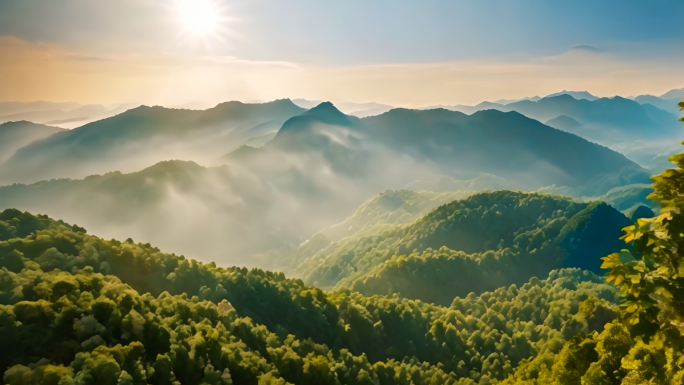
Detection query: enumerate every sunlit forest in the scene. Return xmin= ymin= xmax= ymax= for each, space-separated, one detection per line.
xmin=2 ymin=0 xmax=684 ymax=384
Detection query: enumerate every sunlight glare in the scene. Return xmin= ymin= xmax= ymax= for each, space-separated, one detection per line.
xmin=176 ymin=0 xmax=219 ymax=36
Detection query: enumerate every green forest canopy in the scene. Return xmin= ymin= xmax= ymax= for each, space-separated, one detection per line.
xmin=0 ymin=208 xmax=618 ymax=384
xmin=294 ymin=191 xmax=631 ymax=292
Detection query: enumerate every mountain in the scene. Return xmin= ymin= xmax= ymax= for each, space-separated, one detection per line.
xmin=434 ymin=94 xmax=681 ymax=165
xmin=436 ymin=94 xmax=679 ymax=140
xmin=0 ymin=103 xmax=139 ymax=129
xmin=405 ymin=172 xmax=524 ymax=193
xmin=0 ymin=208 xmax=620 ymax=384
xmin=294 ymin=191 xmax=631 ymax=293
xmin=3 ymin=99 xmax=645 ymax=193
xmin=590 ymin=183 xmax=656 ymax=213
xmin=243 ymin=131 xmax=277 ymax=147
xmin=0 ymin=99 xmax=306 ymax=184
xmin=632 ymin=89 xmax=684 ymax=114
xmin=0 ymin=121 xmax=65 ymax=164
xmin=0 ymin=100 xmax=81 ymax=116
xmin=360 ymin=107 xmax=647 ymax=192
xmin=503 ymin=95 xmax=677 ymax=135
xmin=545 ymin=115 xmax=582 ymax=132
xmin=0 ymin=160 xmax=321 ymax=261
xmin=292 ymin=98 xmax=394 ymax=117
xmin=494 ymin=96 xmax=541 ymax=104
xmin=247 ymin=103 xmax=648 ymax=195
xmin=544 ymin=90 xmax=599 ymax=101
xmin=660 ymin=88 xmax=684 ymax=100
xmin=633 ymin=94 xmax=681 ymax=113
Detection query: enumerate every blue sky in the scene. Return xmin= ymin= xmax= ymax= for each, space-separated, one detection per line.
xmin=0 ymin=0 xmax=683 ymax=105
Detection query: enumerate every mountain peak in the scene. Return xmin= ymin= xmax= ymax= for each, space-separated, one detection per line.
xmin=544 ymin=91 xmax=598 ymax=101
xmin=543 ymin=93 xmax=577 ymax=101
xmin=659 ymin=88 xmax=684 ymax=100
xmin=298 ymin=101 xmax=352 ymax=126
xmin=306 ymin=101 xmax=343 ymax=114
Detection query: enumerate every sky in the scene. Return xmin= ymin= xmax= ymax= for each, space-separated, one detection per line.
xmin=1 ymin=0 xmax=683 ymax=107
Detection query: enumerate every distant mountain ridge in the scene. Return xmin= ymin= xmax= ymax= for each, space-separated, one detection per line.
xmin=544 ymin=90 xmax=599 ymax=101
xmin=0 ymin=99 xmax=306 ymax=184
xmin=632 ymin=88 xmax=684 ymax=114
xmin=0 ymin=102 xmax=139 ymax=129
xmin=424 ymin=94 xmax=680 ymax=165
xmin=0 ymin=101 xmax=81 ymax=116
xmin=228 ymin=101 xmax=649 ymax=196
xmin=0 ymin=121 xmax=65 ymax=164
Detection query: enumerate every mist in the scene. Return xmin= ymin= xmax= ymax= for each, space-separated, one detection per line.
xmin=0 ymin=99 xmax=654 ymax=273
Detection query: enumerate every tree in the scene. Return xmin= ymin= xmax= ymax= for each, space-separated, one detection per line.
xmin=602 ymin=98 xmax=684 ymax=335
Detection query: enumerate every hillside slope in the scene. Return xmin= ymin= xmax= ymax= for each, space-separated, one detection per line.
xmin=0 ymin=121 xmax=64 ymax=164
xmin=295 ymin=191 xmax=631 ymax=294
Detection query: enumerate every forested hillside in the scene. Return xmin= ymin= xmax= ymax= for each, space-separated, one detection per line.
xmin=294 ymin=191 xmax=631 ymax=291
xmin=0 ymin=209 xmax=619 ymax=384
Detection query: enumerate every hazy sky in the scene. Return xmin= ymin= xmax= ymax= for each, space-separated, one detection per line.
xmin=1 ymin=0 xmax=683 ymax=106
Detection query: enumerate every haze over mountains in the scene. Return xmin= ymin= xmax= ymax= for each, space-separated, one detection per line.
xmin=0 ymin=121 xmax=65 ymax=164
xmin=0 ymin=101 xmax=140 ymax=129
xmin=0 ymin=98 xmax=654 ymax=264
xmin=0 ymin=88 xmax=677 ymax=265
xmin=423 ymin=90 xmax=683 ymax=166
xmin=0 ymin=99 xmax=306 ymax=184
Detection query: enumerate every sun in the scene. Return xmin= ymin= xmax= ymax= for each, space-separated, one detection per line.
xmin=176 ymin=0 xmax=220 ymax=36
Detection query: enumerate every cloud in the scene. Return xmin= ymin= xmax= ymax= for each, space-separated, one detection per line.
xmin=569 ymin=44 xmax=603 ymax=53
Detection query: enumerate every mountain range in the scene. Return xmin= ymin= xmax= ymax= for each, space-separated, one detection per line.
xmin=430 ymin=94 xmax=678 ymax=139
xmin=0 ymin=99 xmax=658 ymax=263
xmin=423 ymin=94 xmax=682 ymax=165
xmin=632 ymin=88 xmax=684 ymax=114
xmin=0 ymin=101 xmax=139 ymax=129
xmin=0 ymin=99 xmax=306 ymax=184
xmin=251 ymin=102 xmax=648 ymax=193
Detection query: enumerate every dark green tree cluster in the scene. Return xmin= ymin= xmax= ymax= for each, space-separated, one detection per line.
xmin=332 ymin=269 xmax=618 ymax=383
xmin=0 ymin=209 xmax=618 ymax=384
xmin=1 ymin=266 xmax=465 ymax=385
xmin=298 ymin=191 xmax=630 ymax=293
